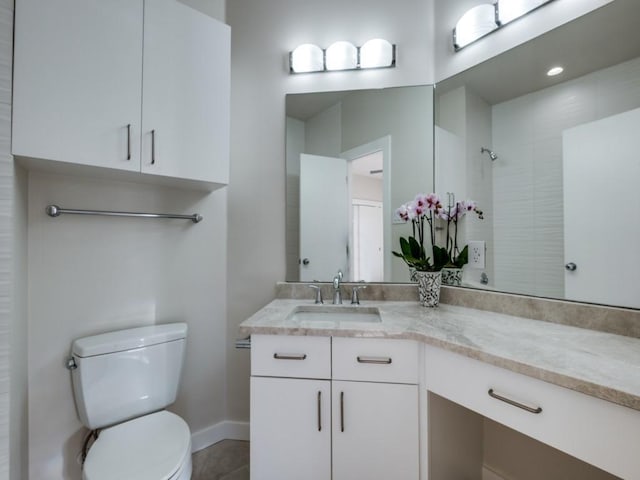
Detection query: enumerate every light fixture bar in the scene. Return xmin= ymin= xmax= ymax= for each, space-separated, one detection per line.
xmin=289 ymin=39 xmax=396 ymax=74
xmin=454 ymin=0 xmax=557 ymax=52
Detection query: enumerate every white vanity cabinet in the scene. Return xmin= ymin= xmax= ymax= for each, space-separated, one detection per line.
xmin=250 ymin=335 xmax=420 ymax=480
xmin=250 ymin=335 xmax=332 ymax=480
xmin=425 ymin=345 xmax=640 ymax=479
xmin=332 ymin=338 xmax=419 ymax=480
xmin=12 ymin=0 xmax=230 ymax=187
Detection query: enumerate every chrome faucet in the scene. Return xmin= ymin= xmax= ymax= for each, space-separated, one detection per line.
xmin=351 ymin=285 xmax=367 ymax=305
xmin=332 ymin=270 xmax=343 ymax=304
xmin=308 ymin=284 xmax=323 ymax=304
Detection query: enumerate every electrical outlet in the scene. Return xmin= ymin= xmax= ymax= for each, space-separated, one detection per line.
xmin=468 ymin=241 xmax=485 ymax=269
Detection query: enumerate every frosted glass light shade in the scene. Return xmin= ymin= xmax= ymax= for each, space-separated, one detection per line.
xmin=290 ymin=44 xmax=324 ymax=73
xmin=453 ymin=3 xmax=498 ymax=50
xmin=360 ymin=39 xmax=395 ymax=69
xmin=325 ymin=41 xmax=358 ymax=71
xmin=498 ymin=0 xmax=549 ymax=25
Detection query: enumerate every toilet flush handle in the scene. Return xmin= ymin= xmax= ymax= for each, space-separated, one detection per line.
xmin=66 ymin=357 xmax=77 ymax=370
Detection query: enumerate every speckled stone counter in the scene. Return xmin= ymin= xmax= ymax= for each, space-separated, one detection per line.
xmin=239 ymin=298 xmax=640 ymax=411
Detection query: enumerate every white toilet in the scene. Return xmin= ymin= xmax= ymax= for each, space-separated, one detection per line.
xmin=70 ymin=323 xmax=192 ymax=480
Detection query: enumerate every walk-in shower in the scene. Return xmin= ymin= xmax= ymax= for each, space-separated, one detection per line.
xmin=481 ymin=147 xmax=498 ymax=161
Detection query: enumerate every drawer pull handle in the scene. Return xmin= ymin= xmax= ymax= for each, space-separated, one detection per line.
xmin=273 ymin=353 xmax=307 ymax=360
xmin=488 ymin=389 xmax=542 ymax=414
xmin=357 ymin=356 xmax=392 ymax=365
xmin=340 ymin=391 xmax=345 ymax=432
xmin=317 ymin=391 xmax=322 ymax=432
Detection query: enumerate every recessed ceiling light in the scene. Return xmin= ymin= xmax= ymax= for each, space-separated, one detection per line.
xmin=547 ymin=66 xmax=564 ymax=76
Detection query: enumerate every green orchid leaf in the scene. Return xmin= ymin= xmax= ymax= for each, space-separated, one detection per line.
xmin=454 ymin=245 xmax=469 ymax=268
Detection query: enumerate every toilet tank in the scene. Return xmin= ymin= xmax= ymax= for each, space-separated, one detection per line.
xmin=70 ymin=323 xmax=188 ymax=430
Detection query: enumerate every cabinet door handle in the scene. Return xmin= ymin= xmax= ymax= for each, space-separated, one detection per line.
xmin=488 ymin=389 xmax=542 ymax=414
xmin=357 ymin=356 xmax=392 ymax=364
xmin=126 ymin=124 xmax=131 ymax=160
xmin=340 ymin=391 xmax=345 ymax=432
xmin=273 ymin=353 xmax=307 ymax=360
xmin=151 ymin=129 xmax=156 ymax=165
xmin=317 ymin=391 xmax=322 ymax=432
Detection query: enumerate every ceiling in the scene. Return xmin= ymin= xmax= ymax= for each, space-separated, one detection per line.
xmin=437 ymin=1 xmax=640 ymax=105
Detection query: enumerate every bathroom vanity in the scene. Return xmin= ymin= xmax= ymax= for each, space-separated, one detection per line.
xmin=240 ymin=294 xmax=640 ymax=479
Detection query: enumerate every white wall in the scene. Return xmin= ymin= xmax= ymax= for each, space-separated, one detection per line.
xmin=433 ymin=0 xmax=614 ymax=82
xmin=492 ymin=55 xmax=640 ymax=298
xmin=226 ymin=0 xmax=435 ymax=422
xmin=27 ymin=173 xmax=228 ymax=479
xmin=2 ymin=1 xmax=29 ymax=479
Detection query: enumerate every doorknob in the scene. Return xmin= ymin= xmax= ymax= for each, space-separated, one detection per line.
xmin=565 ymin=262 xmax=577 ymax=271
xmin=302 ymin=258 xmax=310 ymax=265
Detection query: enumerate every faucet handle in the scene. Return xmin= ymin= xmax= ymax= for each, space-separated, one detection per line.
xmin=351 ymin=285 xmax=367 ymax=305
xmin=308 ymin=284 xmax=323 ymax=304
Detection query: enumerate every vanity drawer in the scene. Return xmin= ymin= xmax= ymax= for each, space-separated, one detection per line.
xmin=251 ymin=334 xmax=331 ymax=379
xmin=424 ymin=345 xmax=640 ymax=479
xmin=332 ymin=337 xmax=419 ymax=384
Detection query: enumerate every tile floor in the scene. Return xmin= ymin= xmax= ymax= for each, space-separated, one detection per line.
xmin=192 ymin=440 xmax=250 ymax=480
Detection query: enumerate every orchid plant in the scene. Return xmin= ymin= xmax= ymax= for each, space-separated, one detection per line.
xmin=393 ymin=193 xmax=483 ymax=272
xmin=392 ymin=193 xmax=449 ymax=272
xmin=439 ymin=199 xmax=484 ymax=268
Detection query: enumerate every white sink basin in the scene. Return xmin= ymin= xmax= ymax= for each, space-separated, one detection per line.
xmin=287 ymin=305 xmax=382 ymax=323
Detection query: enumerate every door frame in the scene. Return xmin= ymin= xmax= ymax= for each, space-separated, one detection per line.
xmin=341 ymin=136 xmax=392 ymax=281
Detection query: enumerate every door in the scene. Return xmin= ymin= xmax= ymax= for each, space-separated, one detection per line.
xmin=332 ymin=381 xmax=419 ymax=480
xmin=563 ymin=107 xmax=640 ymax=308
xmin=250 ymin=377 xmax=331 ymax=480
xmin=300 ymin=154 xmax=349 ymax=281
xmin=12 ymin=0 xmax=143 ymax=170
xmin=142 ymin=0 xmax=230 ymax=183
xmin=353 ymin=200 xmax=383 ymax=282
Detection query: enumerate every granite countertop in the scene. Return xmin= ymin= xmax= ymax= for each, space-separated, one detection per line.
xmin=239 ymin=299 xmax=640 ymax=411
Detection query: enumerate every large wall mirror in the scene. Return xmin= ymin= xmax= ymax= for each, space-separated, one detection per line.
xmin=285 ymin=86 xmax=434 ymax=284
xmin=285 ymin=1 xmax=640 ymax=310
xmin=435 ymin=0 xmax=640 ymax=309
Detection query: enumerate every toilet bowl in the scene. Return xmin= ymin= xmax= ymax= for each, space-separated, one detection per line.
xmin=69 ymin=324 xmax=191 ymax=479
xmin=83 ymin=411 xmax=192 ymax=480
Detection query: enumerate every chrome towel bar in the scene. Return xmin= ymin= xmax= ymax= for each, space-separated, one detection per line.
xmin=45 ymin=205 xmax=203 ymax=223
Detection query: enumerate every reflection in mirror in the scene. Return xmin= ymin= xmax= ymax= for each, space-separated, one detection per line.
xmin=286 ymin=86 xmax=434 ymax=283
xmin=435 ymin=1 xmax=640 ymax=309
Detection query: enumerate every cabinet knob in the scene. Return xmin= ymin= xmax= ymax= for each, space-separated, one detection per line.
xmin=565 ymin=262 xmax=577 ymax=271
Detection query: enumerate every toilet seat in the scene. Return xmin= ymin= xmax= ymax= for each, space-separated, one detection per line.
xmin=83 ymin=410 xmax=192 ymax=480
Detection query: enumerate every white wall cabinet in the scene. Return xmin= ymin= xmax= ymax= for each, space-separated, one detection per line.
xmin=250 ymin=335 xmax=420 ymax=480
xmin=12 ymin=0 xmax=230 ymax=187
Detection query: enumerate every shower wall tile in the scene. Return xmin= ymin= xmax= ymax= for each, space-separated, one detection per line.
xmin=492 ymin=55 xmax=640 ymax=300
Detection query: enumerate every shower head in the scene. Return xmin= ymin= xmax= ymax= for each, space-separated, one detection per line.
xmin=481 ymin=147 xmax=498 ymax=161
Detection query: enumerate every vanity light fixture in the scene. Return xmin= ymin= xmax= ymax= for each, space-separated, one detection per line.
xmin=290 ymin=44 xmax=324 ymax=73
xmin=454 ymin=0 xmax=556 ymax=51
xmin=547 ymin=66 xmax=564 ymax=76
xmin=289 ymin=39 xmax=395 ymax=74
xmin=453 ymin=4 xmax=499 ymax=51
xmin=497 ymin=0 xmax=553 ymax=25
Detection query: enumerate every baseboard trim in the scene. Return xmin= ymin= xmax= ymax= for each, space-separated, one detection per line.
xmin=483 ymin=465 xmax=507 ymax=480
xmin=191 ymin=420 xmax=250 ymax=452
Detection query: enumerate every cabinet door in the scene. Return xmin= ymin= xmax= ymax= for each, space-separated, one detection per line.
xmin=141 ymin=0 xmax=230 ymax=183
xmin=332 ymin=381 xmax=419 ymax=480
xmin=250 ymin=377 xmax=331 ymax=480
xmin=12 ymin=0 xmax=143 ymax=171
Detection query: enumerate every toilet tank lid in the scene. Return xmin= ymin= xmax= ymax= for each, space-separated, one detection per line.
xmin=72 ymin=323 xmax=188 ymax=358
